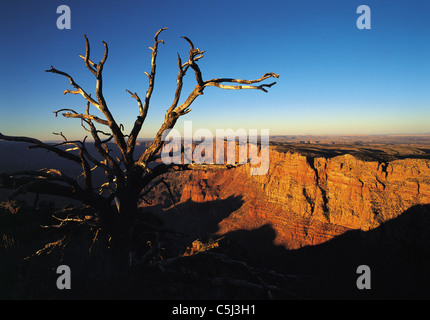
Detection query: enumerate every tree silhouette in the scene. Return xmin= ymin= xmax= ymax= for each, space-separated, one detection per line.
xmin=0 ymin=28 xmax=278 ymax=263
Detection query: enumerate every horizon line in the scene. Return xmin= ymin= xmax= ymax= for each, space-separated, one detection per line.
xmin=2 ymin=132 xmax=430 ymax=144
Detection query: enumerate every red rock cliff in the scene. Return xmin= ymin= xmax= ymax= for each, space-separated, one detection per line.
xmin=154 ymin=148 xmax=430 ymax=249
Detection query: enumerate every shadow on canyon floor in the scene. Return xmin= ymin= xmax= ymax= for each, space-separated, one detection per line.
xmin=145 ymin=195 xmax=430 ymax=299
xmin=213 ymin=204 xmax=430 ymax=299
xmin=2 ymin=196 xmax=430 ymax=299
xmin=143 ymin=195 xmax=245 ymax=255
xmin=152 ymin=197 xmax=430 ymax=299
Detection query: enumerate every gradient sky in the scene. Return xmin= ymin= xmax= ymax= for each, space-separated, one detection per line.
xmin=1 ymin=0 xmax=429 ymax=140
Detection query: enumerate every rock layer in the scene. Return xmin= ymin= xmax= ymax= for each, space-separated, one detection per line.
xmin=149 ymin=148 xmax=430 ymax=249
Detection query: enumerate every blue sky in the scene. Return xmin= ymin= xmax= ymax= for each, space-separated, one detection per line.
xmin=1 ymin=0 xmax=429 ymax=140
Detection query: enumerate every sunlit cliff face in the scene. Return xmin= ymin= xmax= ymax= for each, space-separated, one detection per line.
xmin=143 ymin=147 xmax=430 ymax=249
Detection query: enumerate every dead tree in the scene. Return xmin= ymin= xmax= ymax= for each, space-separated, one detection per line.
xmin=0 ymin=28 xmax=278 ymax=259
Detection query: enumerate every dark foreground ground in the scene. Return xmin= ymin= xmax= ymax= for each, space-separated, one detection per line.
xmin=1 ymin=200 xmax=430 ymax=299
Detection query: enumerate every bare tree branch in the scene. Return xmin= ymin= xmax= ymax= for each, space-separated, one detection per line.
xmin=204 ymin=81 xmax=277 ymax=93
xmin=126 ymin=27 xmax=167 ymax=158
xmin=76 ymin=136 xmax=93 ymax=191
xmin=54 ymin=108 xmax=109 ymax=126
xmin=140 ymin=177 xmax=178 ymax=207
xmin=48 ymin=36 xmax=128 ymax=166
xmin=81 ymin=34 xmax=97 ymax=76
xmin=45 ymin=66 xmax=99 ymax=109
xmin=4 ymin=179 xmax=107 ymax=211
xmin=85 ymin=114 xmax=125 ymax=189
xmin=0 ymin=133 xmax=82 ymax=164
xmin=136 ymin=36 xmax=278 ymax=170
xmin=125 ymin=89 xmax=146 ymax=156
xmin=181 ymin=36 xmax=205 ymax=87
xmin=205 ymin=72 xmax=280 ymax=85
xmin=1 ymin=168 xmax=79 ymax=188
xmin=166 ymin=53 xmax=190 ymax=116
xmin=52 ymin=131 xmax=68 ymax=142
xmin=139 ymin=162 xmax=239 ymax=192
xmin=88 ymin=38 xmax=128 ymax=165
xmin=204 ymin=72 xmax=280 ymax=93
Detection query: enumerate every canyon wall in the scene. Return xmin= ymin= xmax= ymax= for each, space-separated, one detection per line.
xmin=154 ymin=148 xmax=430 ymax=249
xmin=251 ymin=150 xmax=430 ymax=229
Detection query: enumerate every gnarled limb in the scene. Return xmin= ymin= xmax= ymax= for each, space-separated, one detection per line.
xmin=1 ymin=168 xmax=79 ymax=189
xmin=79 ymin=34 xmax=97 ymax=76
xmin=125 ymin=89 xmax=146 ymax=157
xmin=136 ymin=37 xmax=278 ymax=169
xmin=126 ymin=28 xmax=167 ymax=159
xmin=47 ymin=37 xmax=128 ymax=166
xmin=45 ymin=66 xmax=99 ymax=109
xmin=181 ymin=36 xmax=205 ymax=87
xmin=54 ymin=108 xmax=109 ymax=126
xmin=0 ymin=133 xmax=82 ymax=164
xmin=139 ymin=162 xmax=239 ymax=193
xmin=204 ymin=72 xmax=280 ymax=92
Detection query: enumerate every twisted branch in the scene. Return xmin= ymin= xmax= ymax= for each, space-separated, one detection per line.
xmin=54 ymin=108 xmax=109 ymax=126
xmin=0 ymin=133 xmax=82 ymax=164
xmin=126 ymin=28 xmax=167 ymax=158
xmin=136 ymin=35 xmax=278 ymax=168
xmin=45 ymin=66 xmax=99 ymax=109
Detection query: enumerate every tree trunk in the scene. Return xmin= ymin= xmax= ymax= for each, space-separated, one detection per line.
xmin=108 ymin=191 xmax=139 ymax=265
